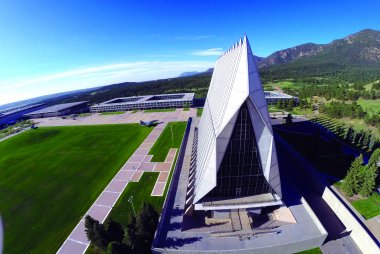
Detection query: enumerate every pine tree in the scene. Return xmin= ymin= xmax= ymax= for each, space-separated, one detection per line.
xmin=362 ymin=131 xmax=370 ymax=150
xmin=368 ymin=134 xmax=376 ymax=152
xmin=368 ymin=148 xmax=380 ymax=168
xmin=342 ymin=154 xmax=364 ymax=196
xmin=104 ymin=217 xmax=124 ymax=243
xmin=136 ymin=202 xmax=159 ymax=243
xmin=285 ymin=113 xmax=293 ymax=124
xmin=276 ymin=99 xmax=282 ymax=109
xmin=359 ymin=165 xmax=378 ymax=197
xmin=84 ymin=215 xmax=107 ymax=249
xmin=123 ymin=214 xmax=137 ymax=250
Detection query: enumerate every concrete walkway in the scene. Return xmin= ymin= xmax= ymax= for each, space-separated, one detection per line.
xmin=0 ymin=128 xmax=30 ymax=143
xmin=57 ymin=122 xmax=177 ymax=254
xmin=36 ymin=108 xmax=196 ymax=127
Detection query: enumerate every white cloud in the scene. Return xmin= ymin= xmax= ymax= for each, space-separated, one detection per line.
xmin=191 ymin=48 xmax=224 ymax=56
xmin=0 ymin=60 xmax=214 ymax=106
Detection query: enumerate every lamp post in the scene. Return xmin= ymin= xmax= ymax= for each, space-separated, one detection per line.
xmin=128 ymin=195 xmax=136 ymax=216
xmin=171 ymin=125 xmax=173 ymax=141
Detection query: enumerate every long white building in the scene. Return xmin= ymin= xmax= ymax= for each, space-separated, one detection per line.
xmin=189 ymin=35 xmax=282 ymax=212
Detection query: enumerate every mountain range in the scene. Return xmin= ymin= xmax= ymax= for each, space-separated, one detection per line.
xmin=2 ymin=28 xmax=380 ymax=110
xmin=258 ymin=29 xmax=380 ymax=83
xmin=258 ymin=29 xmax=380 ymax=67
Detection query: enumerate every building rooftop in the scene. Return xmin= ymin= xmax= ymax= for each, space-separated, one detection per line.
xmin=0 ymin=104 xmax=45 ymax=118
xmin=93 ymin=93 xmax=195 ymax=107
xmin=24 ymin=101 xmax=88 ymax=116
xmin=264 ymin=91 xmax=295 ymax=99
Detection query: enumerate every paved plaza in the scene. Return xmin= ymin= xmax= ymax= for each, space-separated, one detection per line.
xmin=35 ymin=108 xmax=196 ymax=127
xmin=57 ymin=122 xmax=178 ymax=254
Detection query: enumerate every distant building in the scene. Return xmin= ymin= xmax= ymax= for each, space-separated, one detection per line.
xmin=24 ymin=101 xmax=89 ymax=119
xmin=264 ymin=91 xmax=298 ymax=105
xmin=90 ymin=93 xmax=194 ymax=113
xmin=0 ymin=104 xmax=46 ymax=127
xmin=153 ymin=36 xmax=326 ymax=254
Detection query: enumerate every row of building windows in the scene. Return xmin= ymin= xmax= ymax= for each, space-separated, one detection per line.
xmin=91 ymin=100 xmax=193 ymax=112
xmin=205 ymin=102 xmax=274 ymax=198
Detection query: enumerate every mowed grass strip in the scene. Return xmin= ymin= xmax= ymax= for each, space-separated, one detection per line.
xmin=352 ymin=193 xmax=380 ymax=219
xmin=87 ymin=132 xmax=183 ymax=254
xmin=196 ymin=107 xmax=203 ymax=117
xmin=108 ymin=172 xmax=163 ymax=226
xmin=99 ymin=111 xmax=125 ymax=115
xmin=149 ymin=122 xmax=187 ymax=162
xmin=0 ymin=124 xmax=152 ymax=254
xmin=144 ymin=108 xmax=175 ymax=113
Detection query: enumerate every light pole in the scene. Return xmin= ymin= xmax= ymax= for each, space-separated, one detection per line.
xmin=128 ymin=195 xmax=136 ymax=216
xmin=171 ymin=125 xmax=174 ymax=141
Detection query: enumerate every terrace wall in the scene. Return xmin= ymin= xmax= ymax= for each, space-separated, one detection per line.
xmin=275 ymin=130 xmax=379 ymax=254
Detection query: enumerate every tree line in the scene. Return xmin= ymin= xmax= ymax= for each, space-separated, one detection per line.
xmin=311 ymin=117 xmax=380 ymax=153
xmin=85 ymin=202 xmax=159 ymax=254
xmin=319 ymin=101 xmax=380 ymax=131
xmin=341 ymin=150 xmax=380 ymax=197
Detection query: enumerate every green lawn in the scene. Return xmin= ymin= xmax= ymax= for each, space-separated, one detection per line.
xmin=196 ymin=107 xmax=203 ymax=117
xmin=149 ymin=122 xmax=187 ymax=162
xmin=79 ymin=113 xmax=91 ymax=117
xmin=0 ymin=124 xmax=152 ymax=253
xmin=99 ymin=111 xmax=125 ymax=115
xmin=183 ymin=107 xmax=190 ymax=111
xmin=108 ymin=172 xmax=163 ymax=225
xmin=357 ymin=98 xmax=380 ymax=113
xmin=352 ymin=193 xmax=380 ymax=219
xmin=86 ymin=121 xmax=184 ymax=254
xmin=144 ymin=108 xmax=176 ymax=113
xmin=296 ymin=247 xmax=322 ymax=254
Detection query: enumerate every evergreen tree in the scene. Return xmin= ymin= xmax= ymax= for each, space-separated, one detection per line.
xmin=106 ymin=241 xmax=125 ymax=254
xmin=123 ymin=214 xmax=137 ymax=250
xmin=359 ymin=165 xmax=378 ymax=197
xmin=368 ymin=148 xmax=380 ymax=168
xmin=362 ymin=131 xmax=370 ymax=149
xmin=135 ymin=202 xmax=159 ymax=252
xmin=84 ymin=215 xmax=107 ymax=249
xmin=368 ymin=135 xmax=376 ymax=152
xmin=285 ymin=113 xmax=293 ymax=124
xmin=341 ymin=154 xmax=364 ymax=196
xmin=276 ymin=99 xmax=282 ymax=109
xmin=104 ymin=217 xmax=124 ymax=243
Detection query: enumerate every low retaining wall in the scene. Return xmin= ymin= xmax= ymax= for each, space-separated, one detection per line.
xmin=275 ymin=132 xmax=379 ymax=254
xmin=152 ymin=118 xmax=192 ymax=249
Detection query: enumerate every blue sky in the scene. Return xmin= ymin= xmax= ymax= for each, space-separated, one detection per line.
xmin=1 ymin=0 xmax=380 ymax=106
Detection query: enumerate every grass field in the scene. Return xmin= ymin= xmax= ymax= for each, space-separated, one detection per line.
xmin=0 ymin=124 xmax=152 ymax=253
xmin=144 ymin=108 xmax=176 ymax=113
xmin=149 ymin=122 xmax=187 ymax=162
xmin=352 ymin=193 xmax=380 ymax=219
xmin=99 ymin=111 xmax=125 ymax=115
xmin=357 ymin=98 xmax=380 ymax=113
xmin=183 ymin=107 xmax=190 ymax=111
xmin=196 ymin=107 xmax=203 ymax=117
xmin=86 ymin=122 xmax=185 ymax=254
xmin=296 ymin=247 xmax=322 ymax=254
xmin=109 ymin=173 xmax=163 ymax=225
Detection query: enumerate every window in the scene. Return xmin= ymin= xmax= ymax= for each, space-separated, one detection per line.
xmin=206 ymin=102 xmax=274 ymax=198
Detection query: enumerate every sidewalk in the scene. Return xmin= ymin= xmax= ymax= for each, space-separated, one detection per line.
xmin=57 ymin=122 xmax=176 ymax=254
